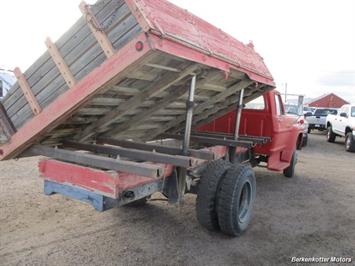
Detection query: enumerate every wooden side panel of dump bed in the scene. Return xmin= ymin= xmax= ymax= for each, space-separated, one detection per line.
xmin=3 ymin=0 xmax=142 ymax=129
xmin=0 ymin=0 xmax=275 ymax=160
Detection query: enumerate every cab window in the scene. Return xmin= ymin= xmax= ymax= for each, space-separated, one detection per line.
xmin=275 ymin=95 xmax=284 ymax=116
xmin=245 ymin=95 xmax=265 ymax=110
xmin=340 ymin=106 xmax=349 ymax=115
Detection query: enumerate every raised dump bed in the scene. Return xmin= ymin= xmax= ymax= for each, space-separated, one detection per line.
xmin=0 ymin=0 xmax=274 ymax=160
xmin=0 ymin=0 xmax=282 ymax=237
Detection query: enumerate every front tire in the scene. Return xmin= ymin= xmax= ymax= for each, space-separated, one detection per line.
xmin=345 ymin=133 xmax=355 ymax=152
xmin=216 ymin=164 xmax=256 ymax=237
xmin=283 ymin=151 xmax=297 ymax=178
xmin=327 ymin=126 xmax=336 ymax=143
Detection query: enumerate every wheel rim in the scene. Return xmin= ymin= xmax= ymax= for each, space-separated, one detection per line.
xmin=238 ymin=181 xmax=252 ymax=223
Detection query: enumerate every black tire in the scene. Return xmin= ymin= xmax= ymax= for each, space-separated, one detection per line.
xmin=308 ymin=128 xmax=311 ymax=134
xmin=196 ymin=159 xmax=231 ymax=231
xmin=216 ymin=164 xmax=256 ymax=237
xmin=283 ymin=151 xmax=297 ymax=178
xmin=327 ymin=126 xmax=336 ymax=143
xmin=296 ymin=135 xmax=303 ymax=150
xmin=302 ymin=135 xmax=308 ymax=147
xmin=345 ymin=133 xmax=355 ymax=152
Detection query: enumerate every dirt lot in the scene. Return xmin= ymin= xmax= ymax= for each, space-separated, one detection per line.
xmin=1 ymin=133 xmax=355 ymax=265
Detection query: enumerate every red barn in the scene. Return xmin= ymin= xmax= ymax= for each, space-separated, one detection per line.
xmin=307 ymin=93 xmax=349 ymax=108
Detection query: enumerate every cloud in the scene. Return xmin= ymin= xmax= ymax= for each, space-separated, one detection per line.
xmin=318 ymin=71 xmax=355 ymax=87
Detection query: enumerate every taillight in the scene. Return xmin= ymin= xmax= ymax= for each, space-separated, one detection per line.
xmin=135 ymin=41 xmax=144 ymax=51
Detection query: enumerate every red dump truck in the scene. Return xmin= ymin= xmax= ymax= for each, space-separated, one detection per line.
xmin=0 ymin=0 xmax=300 ymax=236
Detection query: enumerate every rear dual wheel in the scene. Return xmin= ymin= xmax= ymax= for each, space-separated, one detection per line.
xmin=196 ymin=161 xmax=256 ymax=236
xmin=217 ymin=164 xmax=256 ymax=236
xmin=196 ymin=159 xmax=231 ymax=230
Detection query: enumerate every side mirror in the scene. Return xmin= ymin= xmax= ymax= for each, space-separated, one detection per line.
xmin=340 ymin=112 xmax=348 ymax=118
xmin=305 ymin=112 xmax=312 ymax=117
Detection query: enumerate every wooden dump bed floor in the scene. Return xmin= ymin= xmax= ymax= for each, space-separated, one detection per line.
xmin=0 ymin=0 xmax=274 ymax=160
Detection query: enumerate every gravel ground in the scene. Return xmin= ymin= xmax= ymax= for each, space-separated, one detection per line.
xmin=1 ymin=133 xmax=355 ymax=266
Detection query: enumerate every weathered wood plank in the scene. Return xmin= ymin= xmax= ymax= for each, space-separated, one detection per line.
xmin=5 ymin=0 xmax=133 ymax=121
xmin=108 ymin=86 xmax=188 ymax=137
xmin=14 ymin=68 xmax=42 ymax=115
xmin=10 ymin=16 xmax=141 ymax=128
xmin=45 ymin=38 xmax=77 ymax=88
xmin=0 ymin=102 xmax=16 ymax=139
xmin=78 ymin=107 xmax=111 ymax=116
xmin=90 ymin=97 xmax=123 ymax=106
xmin=79 ymin=1 xmax=115 ymax=58
xmin=3 ymin=0 xmax=116 ymax=111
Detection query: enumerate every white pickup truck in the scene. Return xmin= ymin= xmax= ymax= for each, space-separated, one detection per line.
xmin=326 ymin=104 xmax=355 ymax=152
xmin=306 ymin=108 xmax=338 ymax=133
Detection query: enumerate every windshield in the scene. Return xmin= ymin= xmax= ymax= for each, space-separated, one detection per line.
xmin=352 ymin=107 xmax=355 ymax=117
xmin=328 ymin=109 xmax=338 ymax=115
xmin=285 ymin=105 xmax=299 ymax=115
xmin=314 ymin=109 xmax=337 ymax=116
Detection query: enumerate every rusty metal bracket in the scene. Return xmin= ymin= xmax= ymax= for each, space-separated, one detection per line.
xmin=79 ymin=1 xmax=115 ymax=58
xmin=14 ymin=67 xmax=42 ymax=115
xmin=45 ymin=38 xmax=77 ymax=88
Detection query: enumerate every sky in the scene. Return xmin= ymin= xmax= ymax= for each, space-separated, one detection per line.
xmin=0 ymin=0 xmax=354 ymax=103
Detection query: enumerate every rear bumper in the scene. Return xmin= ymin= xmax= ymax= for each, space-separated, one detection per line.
xmin=309 ymin=124 xmax=326 ymax=130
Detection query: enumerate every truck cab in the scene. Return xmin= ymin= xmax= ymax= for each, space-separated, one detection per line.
xmin=198 ymin=90 xmax=304 ymax=174
xmin=326 ymin=104 xmax=355 ymax=152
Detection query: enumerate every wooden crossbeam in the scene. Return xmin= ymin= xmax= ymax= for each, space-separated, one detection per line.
xmin=145 ymin=63 xmax=181 ymax=72
xmin=108 ymin=71 xmax=225 ymax=138
xmin=76 ymin=64 xmax=198 ymax=141
xmin=148 ymin=79 xmax=254 ymax=140
xmin=14 ymin=67 xmax=42 ymax=115
xmin=108 ymin=86 xmax=188 ymax=137
xmin=45 ymin=38 xmax=77 ymax=88
xmin=80 ymin=1 xmax=115 ymax=58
